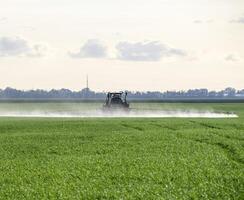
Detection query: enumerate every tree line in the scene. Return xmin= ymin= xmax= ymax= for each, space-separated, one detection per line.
xmin=0 ymin=87 xmax=244 ymax=99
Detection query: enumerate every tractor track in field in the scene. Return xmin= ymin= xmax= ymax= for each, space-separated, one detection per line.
xmin=150 ymin=123 xmax=177 ymax=131
xmin=121 ymin=122 xmax=177 ymax=132
xmin=210 ymin=131 xmax=244 ymax=142
xmin=121 ymin=123 xmax=144 ymax=131
xmin=189 ymin=120 xmax=244 ymax=141
xmin=187 ymin=120 xmax=244 ymax=164
xmin=121 ymin=121 xmax=244 ymax=164
xmin=184 ymin=137 xmax=244 ymax=165
xmin=189 ymin=120 xmax=222 ymax=130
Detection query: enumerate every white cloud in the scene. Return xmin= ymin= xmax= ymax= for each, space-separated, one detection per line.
xmin=225 ymin=54 xmax=240 ymax=62
xmin=69 ymin=39 xmax=107 ymax=58
xmin=206 ymin=19 xmax=214 ymax=23
xmin=230 ymin=17 xmax=244 ymax=24
xmin=28 ymin=43 xmax=49 ymax=57
xmin=21 ymin=26 xmax=36 ymax=31
xmin=0 ymin=17 xmax=7 ymax=22
xmin=116 ymin=41 xmax=186 ymax=61
xmin=0 ymin=36 xmax=48 ymax=57
xmin=193 ymin=20 xmax=203 ymax=24
xmin=193 ymin=19 xmax=214 ymax=24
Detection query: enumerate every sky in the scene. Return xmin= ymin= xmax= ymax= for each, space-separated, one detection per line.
xmin=0 ymin=0 xmax=243 ymax=92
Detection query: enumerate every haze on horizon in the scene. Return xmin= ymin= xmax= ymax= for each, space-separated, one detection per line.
xmin=0 ymin=0 xmax=243 ymax=92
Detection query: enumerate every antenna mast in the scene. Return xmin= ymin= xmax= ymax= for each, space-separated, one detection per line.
xmin=86 ymin=74 xmax=89 ymax=90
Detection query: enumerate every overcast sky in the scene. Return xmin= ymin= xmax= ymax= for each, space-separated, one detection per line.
xmin=0 ymin=0 xmax=243 ymax=91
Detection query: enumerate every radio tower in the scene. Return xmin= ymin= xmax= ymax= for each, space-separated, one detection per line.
xmin=85 ymin=74 xmax=89 ymax=98
xmin=86 ymin=74 xmax=89 ymax=90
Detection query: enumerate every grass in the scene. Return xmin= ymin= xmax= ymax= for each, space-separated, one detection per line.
xmin=0 ymin=103 xmax=243 ymax=199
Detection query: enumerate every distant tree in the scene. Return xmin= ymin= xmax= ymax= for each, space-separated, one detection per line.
xmin=0 ymin=87 xmax=243 ymax=99
xmin=223 ymin=87 xmax=236 ymax=97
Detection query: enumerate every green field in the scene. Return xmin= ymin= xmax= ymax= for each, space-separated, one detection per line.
xmin=0 ymin=103 xmax=243 ymax=199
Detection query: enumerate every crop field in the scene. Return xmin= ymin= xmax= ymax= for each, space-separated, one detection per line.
xmin=0 ymin=103 xmax=243 ymax=199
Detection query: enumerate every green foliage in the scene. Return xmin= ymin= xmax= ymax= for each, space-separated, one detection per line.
xmin=0 ymin=103 xmax=243 ymax=199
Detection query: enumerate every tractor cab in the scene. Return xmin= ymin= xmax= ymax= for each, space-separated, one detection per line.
xmin=103 ymin=92 xmax=129 ymax=110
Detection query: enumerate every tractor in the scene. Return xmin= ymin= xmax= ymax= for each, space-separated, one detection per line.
xmin=103 ymin=92 xmax=129 ymax=110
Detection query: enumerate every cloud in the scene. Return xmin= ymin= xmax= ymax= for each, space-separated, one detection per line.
xmin=116 ymin=41 xmax=186 ymax=61
xmin=0 ymin=17 xmax=7 ymax=22
xmin=28 ymin=43 xmax=49 ymax=57
xmin=193 ymin=19 xmax=214 ymax=24
xmin=225 ymin=54 xmax=240 ymax=62
xmin=21 ymin=26 xmax=36 ymax=31
xmin=69 ymin=39 xmax=107 ymax=58
xmin=0 ymin=36 xmax=48 ymax=57
xmin=206 ymin=19 xmax=214 ymax=23
xmin=230 ymin=17 xmax=244 ymax=24
xmin=193 ymin=20 xmax=203 ymax=24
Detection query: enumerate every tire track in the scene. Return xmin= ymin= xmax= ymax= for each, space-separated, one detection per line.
xmin=190 ymin=120 xmax=244 ymax=141
xmin=188 ymin=138 xmax=244 ymax=165
xmin=121 ymin=123 xmax=144 ymax=131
